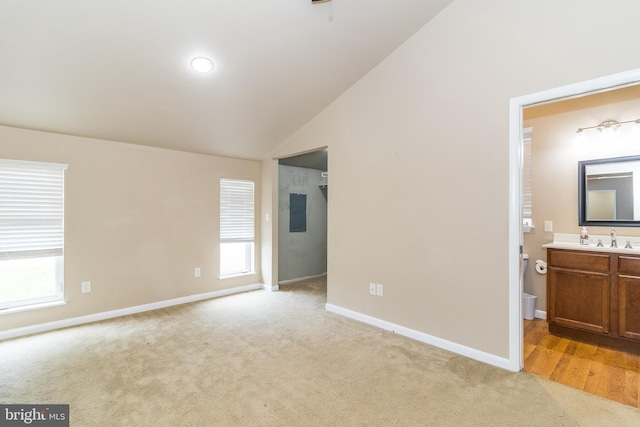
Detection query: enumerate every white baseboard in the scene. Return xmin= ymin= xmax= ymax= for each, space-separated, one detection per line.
xmin=535 ymin=309 xmax=547 ymax=320
xmin=278 ymin=272 xmax=327 ymax=285
xmin=0 ymin=283 xmax=263 ymax=341
xmin=326 ymin=303 xmax=515 ymax=372
xmin=262 ymin=284 xmax=279 ymax=292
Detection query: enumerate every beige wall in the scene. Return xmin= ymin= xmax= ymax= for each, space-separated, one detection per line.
xmin=260 ymin=159 xmax=278 ymax=288
xmin=523 ymin=85 xmax=640 ymax=311
xmin=0 ymin=125 xmax=261 ymax=332
xmin=262 ymin=0 xmax=640 ymax=358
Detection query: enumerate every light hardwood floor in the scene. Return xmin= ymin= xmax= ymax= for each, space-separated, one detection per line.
xmin=524 ymin=319 xmax=640 ymax=408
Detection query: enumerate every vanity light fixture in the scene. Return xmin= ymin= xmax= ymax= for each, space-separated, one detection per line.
xmin=190 ymin=57 xmax=214 ymax=73
xmin=576 ymin=118 xmax=640 ymax=137
xmin=630 ymin=119 xmax=640 ymax=139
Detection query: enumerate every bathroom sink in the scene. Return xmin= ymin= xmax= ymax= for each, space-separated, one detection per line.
xmin=543 ymin=233 xmax=640 ymax=255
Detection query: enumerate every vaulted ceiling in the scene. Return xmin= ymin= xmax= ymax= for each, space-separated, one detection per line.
xmin=0 ymin=0 xmax=453 ymax=160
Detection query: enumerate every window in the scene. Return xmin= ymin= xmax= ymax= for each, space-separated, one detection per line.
xmin=0 ymin=159 xmax=68 ymax=311
xmin=522 ymin=128 xmax=533 ymax=227
xmin=220 ymin=178 xmax=255 ymax=277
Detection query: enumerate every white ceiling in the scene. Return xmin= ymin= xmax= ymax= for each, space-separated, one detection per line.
xmin=0 ymin=0 xmax=452 ymax=160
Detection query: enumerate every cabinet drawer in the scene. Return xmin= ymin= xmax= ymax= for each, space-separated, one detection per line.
xmin=618 ymin=256 xmax=640 ymax=275
xmin=548 ymin=249 xmax=610 ymax=272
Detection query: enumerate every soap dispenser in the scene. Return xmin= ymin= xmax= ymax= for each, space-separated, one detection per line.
xmin=580 ymin=227 xmax=589 ymax=245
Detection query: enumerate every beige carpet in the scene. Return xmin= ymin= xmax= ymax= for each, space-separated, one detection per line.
xmin=1 ymin=276 xmax=639 ymax=426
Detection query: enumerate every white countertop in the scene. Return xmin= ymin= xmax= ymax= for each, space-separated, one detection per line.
xmin=542 ymin=233 xmax=640 ymax=255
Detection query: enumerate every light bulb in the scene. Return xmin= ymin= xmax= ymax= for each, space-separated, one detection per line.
xmin=190 ymin=57 xmax=214 ymax=73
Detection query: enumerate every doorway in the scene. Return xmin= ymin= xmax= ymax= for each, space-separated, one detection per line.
xmin=510 ymin=68 xmax=640 ymax=405
xmin=277 ymin=148 xmax=328 ymax=287
xmin=509 ymin=68 xmax=640 ymax=370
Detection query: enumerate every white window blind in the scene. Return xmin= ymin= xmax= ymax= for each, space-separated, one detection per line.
xmin=0 ymin=159 xmax=68 ymax=260
xmin=522 ymin=128 xmax=533 ymax=219
xmin=220 ymin=179 xmax=254 ymax=243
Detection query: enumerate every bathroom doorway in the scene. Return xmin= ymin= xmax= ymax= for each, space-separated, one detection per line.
xmin=510 ymin=68 xmax=640 ymax=368
xmin=510 ymin=69 xmax=640 ymax=406
xmin=521 ymin=84 xmax=640 ymax=325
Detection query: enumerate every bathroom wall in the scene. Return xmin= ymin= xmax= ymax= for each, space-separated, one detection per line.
xmin=278 ymin=165 xmax=327 ymax=282
xmin=523 ymin=85 xmax=640 ymax=313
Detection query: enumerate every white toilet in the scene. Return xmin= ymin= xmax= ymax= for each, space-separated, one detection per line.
xmin=522 ymin=254 xmax=537 ymax=320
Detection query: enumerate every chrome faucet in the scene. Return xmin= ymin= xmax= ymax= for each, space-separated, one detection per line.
xmin=611 ymin=230 xmax=617 ymax=248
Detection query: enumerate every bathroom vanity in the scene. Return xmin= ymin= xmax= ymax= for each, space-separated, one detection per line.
xmin=544 ymin=244 xmax=640 ymax=354
xmin=540 ymin=154 xmax=640 ymax=353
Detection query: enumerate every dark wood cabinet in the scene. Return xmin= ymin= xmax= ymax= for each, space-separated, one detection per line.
xmin=547 ymin=248 xmax=640 ymax=354
xmin=548 ymin=268 xmax=610 ymax=334
xmin=617 ymin=256 xmax=640 ymax=343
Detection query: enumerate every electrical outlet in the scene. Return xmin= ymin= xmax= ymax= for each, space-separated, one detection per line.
xmin=194 ymin=268 xmax=201 ymax=277
xmin=369 ymin=283 xmax=376 ymax=295
xmin=376 ymin=284 xmax=383 ymax=296
xmin=81 ymin=281 xmax=91 ymax=293
xmin=544 ymin=221 xmax=553 ymax=232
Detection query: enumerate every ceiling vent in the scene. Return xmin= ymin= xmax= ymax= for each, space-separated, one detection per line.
xmin=312 ymin=0 xmax=332 ymax=3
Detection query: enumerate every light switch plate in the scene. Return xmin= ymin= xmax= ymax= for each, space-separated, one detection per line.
xmin=81 ymin=281 xmax=91 ymax=293
xmin=544 ymin=221 xmax=553 ymax=232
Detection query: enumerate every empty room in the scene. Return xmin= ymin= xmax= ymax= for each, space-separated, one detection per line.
xmin=2 ymin=1 xmax=640 ymax=425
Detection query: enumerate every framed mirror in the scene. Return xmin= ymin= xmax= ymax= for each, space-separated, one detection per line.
xmin=579 ymin=155 xmax=640 ymax=226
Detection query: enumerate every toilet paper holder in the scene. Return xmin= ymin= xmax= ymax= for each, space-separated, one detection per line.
xmin=535 ymin=260 xmax=547 ymax=275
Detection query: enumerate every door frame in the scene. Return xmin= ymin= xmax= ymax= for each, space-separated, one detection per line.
xmin=273 ymin=147 xmax=329 ymax=287
xmin=508 ymin=68 xmax=640 ymax=371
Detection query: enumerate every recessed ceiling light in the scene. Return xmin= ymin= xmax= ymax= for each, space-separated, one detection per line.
xmin=190 ymin=57 xmax=214 ymax=73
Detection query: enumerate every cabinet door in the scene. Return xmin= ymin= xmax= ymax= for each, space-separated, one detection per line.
xmin=618 ymin=275 xmax=640 ymax=342
xmin=548 ymin=267 xmax=610 ymax=334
